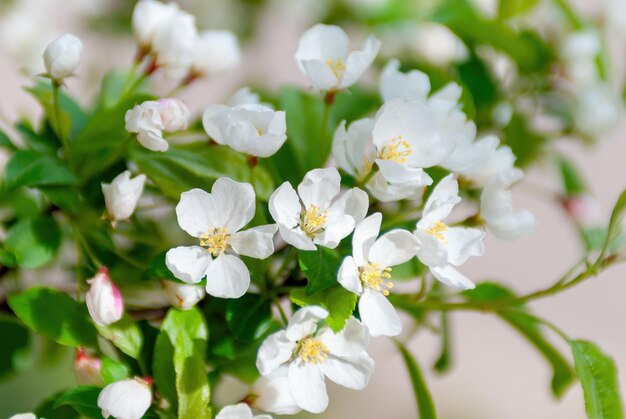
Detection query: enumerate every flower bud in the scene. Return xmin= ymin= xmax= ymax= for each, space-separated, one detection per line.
xmin=191 ymin=30 xmax=241 ymax=76
xmin=102 ymin=171 xmax=146 ymax=223
xmin=132 ymin=0 xmax=180 ymax=51
xmin=43 ymin=33 xmax=83 ymax=81
xmin=162 ymin=281 xmax=205 ymax=310
xmin=157 ymin=99 xmax=189 ymax=132
xmin=86 ymin=268 xmax=124 ymax=326
xmin=564 ymin=194 xmax=603 ymax=228
xmin=98 ymin=377 xmax=152 ymax=419
xmin=74 ymin=348 xmax=103 ymax=385
xmin=152 ymin=9 xmax=197 ymax=74
xmin=8 ymin=414 xmax=36 ymax=419
xmin=249 ymin=366 xmax=301 ymax=415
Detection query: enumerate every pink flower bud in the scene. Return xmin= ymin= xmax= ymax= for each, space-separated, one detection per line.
xmin=564 ymin=194 xmax=603 ymax=228
xmin=158 ymin=98 xmax=189 ymax=132
xmin=74 ymin=348 xmax=103 ymax=385
xmin=86 ymin=267 xmax=124 ymax=326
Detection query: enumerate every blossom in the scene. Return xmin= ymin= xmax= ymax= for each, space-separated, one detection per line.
xmin=102 ymin=171 xmax=146 ymax=223
xmin=380 ymin=59 xmax=430 ymax=103
xmin=561 ymin=30 xmax=602 ymax=86
xmin=191 ymin=30 xmax=241 ymax=76
xmin=203 ymin=104 xmax=287 ymax=158
xmin=215 ymin=404 xmax=271 ymax=419
xmin=97 ymin=377 xmax=152 ymax=419
xmin=574 ymin=84 xmax=621 ymax=137
xmin=131 ymin=0 xmax=179 ymax=52
xmin=414 ymin=175 xmax=485 ymax=289
xmin=249 ymin=366 xmax=301 ymax=415
xmin=338 ymin=213 xmax=418 ymax=336
xmin=458 ymin=135 xmax=519 ymax=187
xmin=157 ymin=98 xmax=189 ymax=131
xmin=162 ymin=281 xmax=205 ymax=310
xmin=85 ymin=267 xmax=124 ymax=326
xmin=8 ymin=414 xmax=36 ymax=419
xmin=125 ymin=99 xmax=189 ymax=152
xmin=256 ymin=307 xmax=374 ymax=413
xmin=74 ymin=348 xmax=103 ymax=385
xmin=43 ymin=33 xmax=82 ymax=81
xmin=294 ymin=24 xmax=380 ymax=92
xmin=228 ymin=87 xmax=262 ymax=107
xmin=151 ymin=6 xmax=197 ymax=74
xmin=166 ymin=178 xmax=277 ymax=298
xmin=269 ymin=168 xmax=368 ymax=251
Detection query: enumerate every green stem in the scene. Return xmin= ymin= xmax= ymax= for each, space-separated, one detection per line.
xmin=321 ymin=91 xmax=335 ymax=147
xmin=360 ymin=165 xmax=379 ymax=187
xmin=52 ymin=81 xmax=70 ymax=160
xmin=274 ymin=299 xmax=289 ymax=326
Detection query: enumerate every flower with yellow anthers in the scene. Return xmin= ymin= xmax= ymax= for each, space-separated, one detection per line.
xmin=414 ymin=174 xmax=486 ymax=290
xmin=295 ymin=24 xmax=380 ymax=92
xmin=338 ymin=213 xmax=419 ymax=337
xmin=166 ymin=178 xmax=278 ymax=298
xmin=256 ymin=306 xmax=374 ymax=414
xmin=269 ymin=168 xmax=369 ymax=251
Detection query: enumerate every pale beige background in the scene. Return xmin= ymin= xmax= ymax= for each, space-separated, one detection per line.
xmin=0 ymin=0 xmax=624 ymax=418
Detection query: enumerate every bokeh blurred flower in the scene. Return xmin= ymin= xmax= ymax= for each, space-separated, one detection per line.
xmin=98 ymin=377 xmax=152 ymax=419
xmin=43 ymin=33 xmax=82 ymax=82
xmin=481 ymin=174 xmax=535 ymax=240
xmin=215 ymin=403 xmax=271 ymax=419
xmin=132 ymin=0 xmax=180 ymax=53
xmin=74 ymin=348 xmax=103 ymax=385
xmin=191 ymin=30 xmax=241 ymax=76
xmin=86 ymin=267 xmax=124 ymax=326
xmin=162 ymin=281 xmax=205 ymax=310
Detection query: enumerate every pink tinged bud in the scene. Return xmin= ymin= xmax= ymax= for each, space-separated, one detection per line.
xmin=43 ymin=33 xmax=83 ymax=81
xmin=98 ymin=377 xmax=152 ymax=419
xmin=74 ymin=348 xmax=103 ymax=385
xmin=86 ymin=267 xmax=124 ymax=326
xmin=564 ymin=195 xmax=603 ymax=228
xmin=157 ymin=98 xmax=189 ymax=132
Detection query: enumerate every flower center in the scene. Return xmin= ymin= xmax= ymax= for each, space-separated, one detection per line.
xmin=378 ymin=136 xmax=412 ymax=163
xmin=199 ymin=227 xmax=230 ymax=256
xmin=298 ymin=338 xmax=329 ymax=364
xmin=426 ymin=221 xmax=448 ymax=243
xmin=359 ymin=262 xmax=393 ymax=296
xmin=326 ymin=58 xmax=346 ymax=79
xmin=300 ymin=205 xmax=328 ymax=238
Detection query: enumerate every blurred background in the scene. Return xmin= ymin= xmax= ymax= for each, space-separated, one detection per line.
xmin=0 ymin=0 xmax=625 ymax=417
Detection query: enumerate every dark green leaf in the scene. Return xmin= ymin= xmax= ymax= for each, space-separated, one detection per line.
xmin=433 ymin=311 xmax=451 ymax=373
xmin=558 ymin=157 xmax=587 ymax=196
xmin=571 ymin=340 xmax=624 ymax=419
xmin=299 ymin=248 xmax=342 ymax=295
xmin=226 ymin=294 xmax=272 ymax=342
xmin=101 ymin=357 xmax=131 ymax=384
xmin=35 ymin=392 xmax=80 ymax=419
xmin=5 ymin=150 xmax=77 ymax=189
xmin=0 ymin=128 xmax=16 ymax=150
xmin=290 ymin=286 xmax=357 ymax=332
xmin=502 ymin=113 xmax=547 ymax=167
xmin=0 ymin=315 xmax=30 ymax=378
xmin=15 ymin=119 xmax=59 ymax=154
xmin=4 ymin=216 xmax=62 ymax=268
xmin=54 ymin=386 xmax=103 ymax=419
xmin=456 ymin=53 xmax=498 ymax=110
xmin=8 ymin=287 xmax=98 ymax=348
xmin=96 ymin=314 xmax=144 ymax=359
xmin=396 ymin=341 xmax=437 ymax=419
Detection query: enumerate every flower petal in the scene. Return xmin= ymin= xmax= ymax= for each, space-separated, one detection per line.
xmin=359 ymin=288 xmax=402 ymax=337
xmin=269 ymin=182 xmax=301 ymax=228
xmin=211 ymin=178 xmax=256 ymax=232
xmin=289 ymin=361 xmax=328 ymax=414
xmin=352 ymin=213 xmax=382 ymax=267
xmin=431 ymin=265 xmax=476 ymax=289
xmin=331 ymin=187 xmax=369 ymax=225
xmin=215 ymin=403 xmax=253 ymax=419
xmin=251 ymin=365 xmax=301 ymax=415
xmin=318 ymin=317 xmax=369 ymax=358
xmin=278 ymin=225 xmax=317 ymax=251
xmin=300 ymin=59 xmax=340 ymax=91
xmin=417 ymin=174 xmax=461 ymax=229
xmin=202 ymin=104 xmax=230 ymax=144
xmin=376 ymin=159 xmax=432 ymax=187
xmin=339 ymin=34 xmax=381 ymax=89
xmin=337 ymin=256 xmax=362 ymax=295
xmin=205 ymin=253 xmax=250 ymax=298
xmin=319 ymin=352 xmax=374 ymax=390
xmin=314 ymin=212 xmax=354 ymax=249
xmin=286 ymin=306 xmax=328 ymax=342
xmin=230 ymin=224 xmax=278 ymax=259
xmin=256 ymin=331 xmax=295 ymax=376
xmin=369 ymin=229 xmax=419 ymax=268
xmin=380 ymin=59 xmax=431 ymax=103
xmin=444 ymin=227 xmax=485 ymax=266
xmin=176 ymin=188 xmax=218 ymax=238
xmin=415 ymin=231 xmax=448 ymax=268
xmin=137 ymin=128 xmax=169 ymax=152
xmin=297 ymin=168 xmax=341 ymax=209
xmin=165 ymin=246 xmax=211 ymax=284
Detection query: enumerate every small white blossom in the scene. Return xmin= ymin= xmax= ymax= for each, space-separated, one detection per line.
xmin=192 ymin=30 xmax=241 ymax=76
xmin=8 ymin=414 xmax=36 ymax=419
xmin=269 ymin=168 xmax=368 ymax=251
xmin=74 ymin=348 xmax=103 ymax=386
xmin=228 ymin=87 xmax=261 ymax=107
xmin=166 ymin=178 xmax=277 ymax=298
xmin=256 ymin=307 xmax=374 ymax=414
xmin=295 ymin=24 xmax=380 ymax=92
xmin=414 ymin=175 xmax=485 ymax=289
xmin=574 ymin=84 xmax=621 ymax=137
xmin=43 ymin=33 xmax=82 ymax=81
xmin=162 ymin=281 xmax=205 ymax=310
xmin=125 ymin=99 xmax=189 ymax=152
xmin=338 ymin=213 xmax=418 ymax=337
xmin=102 ymin=171 xmax=146 ymax=223
xmin=157 ymin=98 xmax=189 ymax=132
xmin=250 ymin=366 xmax=301 ymax=415
xmin=132 ymin=0 xmax=179 ymax=52
xmin=561 ymin=30 xmax=602 ymax=86
xmin=151 ymin=7 xmax=197 ymax=74
xmin=203 ymin=104 xmax=287 ymax=158
xmin=85 ymin=268 xmax=124 ymax=326
xmin=380 ymin=59 xmax=431 ymax=103
xmin=458 ymin=135 xmax=519 ymax=187
xmin=98 ymin=377 xmax=152 ymax=419
xmin=215 ymin=403 xmax=271 ymax=419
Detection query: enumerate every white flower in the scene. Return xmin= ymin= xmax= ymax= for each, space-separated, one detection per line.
xmin=98 ymin=377 xmax=152 ymax=419
xmin=85 ymin=268 xmax=124 ymax=326
xmin=338 ymin=213 xmax=418 ymax=337
xmin=132 ymin=0 xmax=180 ymax=52
xmin=152 ymin=7 xmax=197 ymax=74
xmin=162 ymin=281 xmax=205 ymax=310
xmin=256 ymin=307 xmax=374 ymax=414
xmin=414 ymin=175 xmax=485 ymax=289
xmin=102 ymin=171 xmax=146 ymax=223
xmin=458 ymin=135 xmax=519 ymax=187
xmin=157 ymin=98 xmax=189 ymax=131
xmin=43 ymin=33 xmax=82 ymax=81
xmin=215 ymin=403 xmax=271 ymax=419
xmin=380 ymin=59 xmax=431 ymax=103
xmin=561 ymin=30 xmax=601 ymax=86
xmin=166 ymin=178 xmax=277 ymax=298
xmin=125 ymin=99 xmax=189 ymax=152
xmin=203 ymin=104 xmax=287 ymax=158
xmin=574 ymin=84 xmax=621 ymax=137
xmin=228 ymin=87 xmax=261 ymax=107
xmin=192 ymin=30 xmax=241 ymax=76
xmin=8 ymin=414 xmax=36 ymax=419
xmin=74 ymin=348 xmax=103 ymax=385
xmin=269 ymin=168 xmax=368 ymax=251
xmin=480 ymin=173 xmax=535 ymax=240
xmin=250 ymin=366 xmax=301 ymax=415
xmin=294 ymin=24 xmax=380 ymax=92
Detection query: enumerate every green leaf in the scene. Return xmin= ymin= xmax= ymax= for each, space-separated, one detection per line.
xmin=0 ymin=128 xmax=16 ymax=150
xmin=571 ymin=340 xmax=624 ymax=419
xmin=8 ymin=287 xmax=98 ymax=348
xmin=101 ymin=357 xmax=131 ymax=384
xmin=433 ymin=311 xmax=451 ymax=373
xmin=396 ymin=342 xmax=437 ymax=419
xmin=600 ymin=188 xmax=626 ymax=259
xmin=174 ymin=332 xmax=211 ymax=419
xmin=0 ymin=315 xmax=30 ymax=378
xmin=15 ymin=119 xmax=60 ymax=154
xmin=456 ymin=53 xmax=498 ymax=110
xmin=226 ymin=294 xmax=273 ymax=342
xmin=96 ymin=314 xmax=144 ymax=359
xmin=558 ymin=157 xmax=587 ymax=196
xmin=4 ymin=216 xmax=62 ymax=268
xmin=502 ymin=113 xmax=547 ymax=167
xmin=498 ymin=0 xmax=540 ymax=19
xmin=54 ymin=386 xmax=103 ymax=419
xmin=35 ymin=392 xmax=80 ymax=419
xmin=96 ymin=70 xmax=132 ymax=111
xmin=464 ymin=283 xmax=575 ymax=397
xmin=299 ymin=248 xmax=342 ymax=295
xmin=5 ymin=150 xmax=77 ymax=189
xmin=290 ymin=286 xmax=357 ymax=332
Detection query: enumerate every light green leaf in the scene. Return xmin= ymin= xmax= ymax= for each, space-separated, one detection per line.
xmin=8 ymin=287 xmax=98 ymax=348
xmin=498 ymin=0 xmax=540 ymax=19
xmin=53 ymin=386 xmax=103 ymax=419
xmin=396 ymin=341 xmax=437 ymax=419
xmin=4 ymin=216 xmax=62 ymax=269
xmin=571 ymin=340 xmax=624 ymax=419
xmin=226 ymin=293 xmax=272 ymax=342
xmin=0 ymin=315 xmax=30 ymax=378
xmin=0 ymin=128 xmax=16 ymax=150
xmin=299 ymin=248 xmax=342 ymax=295
xmin=101 ymin=357 xmax=131 ymax=384
xmin=174 ymin=332 xmax=211 ymax=419
xmin=290 ymin=286 xmax=357 ymax=332
xmin=96 ymin=314 xmax=144 ymax=360
xmin=558 ymin=157 xmax=587 ymax=197
xmin=600 ymin=188 xmax=626 ymax=259
xmin=5 ymin=150 xmax=77 ymax=190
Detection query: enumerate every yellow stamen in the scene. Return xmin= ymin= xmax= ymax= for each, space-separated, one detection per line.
xmin=378 ymin=136 xmax=412 ymax=163
xmin=199 ymin=227 xmax=230 ymax=256
xmin=300 ymin=205 xmax=328 ymax=238
xmin=298 ymin=338 xmax=329 ymax=364
xmin=426 ymin=221 xmax=448 ymax=243
xmin=326 ymin=58 xmax=346 ymax=79
xmin=359 ymin=262 xmax=393 ymax=296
